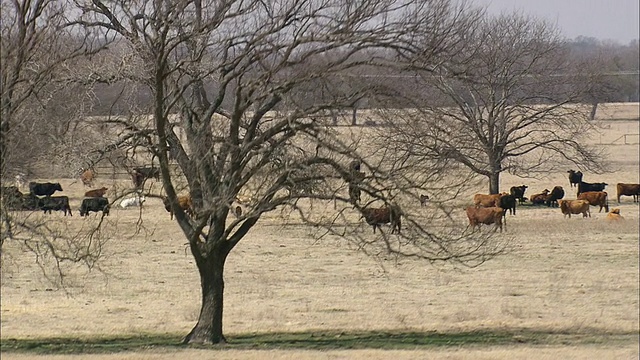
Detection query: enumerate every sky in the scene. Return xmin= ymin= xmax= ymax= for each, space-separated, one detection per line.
xmin=473 ymin=0 xmax=639 ymax=44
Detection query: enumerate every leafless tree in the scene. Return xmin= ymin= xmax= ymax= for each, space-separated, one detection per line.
xmin=375 ymin=13 xmax=607 ymax=194
xmin=71 ymin=0 xmax=506 ymax=345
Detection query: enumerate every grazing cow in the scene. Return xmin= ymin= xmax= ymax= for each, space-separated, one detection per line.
xmin=163 ymin=195 xmax=193 ymax=220
xmin=419 ymin=194 xmax=430 ymax=207
xmin=606 ymin=208 xmax=624 ymax=221
xmin=530 ymin=189 xmax=550 ymax=205
xmin=577 ymin=191 xmax=609 ymax=213
xmin=509 ymin=185 xmax=528 ymax=204
xmin=40 ymin=196 xmax=72 ymax=216
xmin=558 ymin=199 xmax=591 ymax=218
xmin=29 ymin=182 xmax=63 ymax=197
xmin=616 ymin=183 xmax=640 ymax=203
xmin=546 ymin=186 xmax=565 ymax=208
xmin=567 ymin=170 xmax=583 ymax=188
xmin=473 ymin=193 xmax=504 ymax=207
xmin=361 ymin=205 xmax=401 ymax=234
xmin=577 ymin=181 xmax=607 ymax=196
xmin=80 ymin=169 xmax=96 ymax=187
xmin=499 ymin=194 xmax=517 ymax=216
xmin=131 ymin=166 xmax=160 ymax=188
xmin=1 ymin=186 xmax=24 ymax=210
xmin=84 ymin=187 xmax=108 ymax=198
xmin=119 ymin=195 xmax=146 ymax=209
xmin=465 ymin=206 xmax=504 ymax=232
xmin=80 ymin=197 xmax=110 ymax=216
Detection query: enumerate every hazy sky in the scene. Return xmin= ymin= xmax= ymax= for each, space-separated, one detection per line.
xmin=473 ymin=0 xmax=639 ymax=44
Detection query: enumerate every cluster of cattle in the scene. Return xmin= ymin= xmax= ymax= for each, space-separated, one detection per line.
xmin=1 ymin=182 xmax=110 ymax=217
xmin=464 ymin=170 xmax=640 ymax=231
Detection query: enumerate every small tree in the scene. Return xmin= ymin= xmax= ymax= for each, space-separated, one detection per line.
xmin=73 ymin=0 xmax=504 ymax=345
xmin=376 ymin=13 xmax=606 ymax=194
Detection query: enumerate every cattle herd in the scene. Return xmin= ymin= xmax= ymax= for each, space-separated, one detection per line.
xmin=465 ymin=170 xmax=640 ymax=232
xmin=1 ymin=167 xmax=638 ymax=235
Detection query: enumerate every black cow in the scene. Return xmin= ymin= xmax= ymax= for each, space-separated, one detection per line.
xmin=29 ymin=182 xmax=63 ymax=197
xmin=80 ymin=197 xmax=110 ymax=217
xmin=21 ymin=193 xmax=43 ymax=211
xmin=577 ymin=181 xmax=607 ymax=196
xmin=567 ymin=170 xmax=583 ymax=188
xmin=509 ymin=185 xmax=528 ymax=204
xmin=499 ymin=194 xmax=517 ymax=216
xmin=40 ymin=196 xmax=72 ymax=216
xmin=131 ymin=167 xmax=160 ymax=188
xmin=546 ymin=186 xmax=565 ymax=208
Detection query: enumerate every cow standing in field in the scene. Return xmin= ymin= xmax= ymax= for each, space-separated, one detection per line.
xmin=29 ymin=182 xmax=63 ymax=197
xmin=80 ymin=197 xmax=110 ymax=216
xmin=473 ymin=193 xmax=504 ymax=207
xmin=163 ymin=195 xmax=193 ymax=220
xmin=616 ymin=183 xmax=640 ymax=203
xmin=80 ymin=169 xmax=96 ymax=187
xmin=465 ymin=206 xmax=504 ymax=232
xmin=577 ymin=181 xmax=607 ymax=196
xmin=509 ymin=185 xmax=528 ymax=204
xmin=559 ymin=200 xmax=591 ymax=218
xmin=577 ymin=191 xmax=609 ymax=213
xmin=40 ymin=196 xmax=72 ymax=216
xmin=546 ymin=186 xmax=565 ymax=208
xmin=131 ymin=166 xmax=160 ymax=189
xmin=361 ymin=205 xmax=402 ymax=234
xmin=567 ymin=170 xmax=583 ymax=188
xmin=499 ymin=194 xmax=517 ymax=216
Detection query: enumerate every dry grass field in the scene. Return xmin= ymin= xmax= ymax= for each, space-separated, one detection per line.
xmin=1 ymin=110 xmax=639 ymax=359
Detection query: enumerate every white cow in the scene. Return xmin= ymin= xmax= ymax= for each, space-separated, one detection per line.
xmin=120 ymin=195 xmax=146 ymax=209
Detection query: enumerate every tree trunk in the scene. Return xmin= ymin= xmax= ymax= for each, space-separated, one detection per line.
xmin=589 ymin=102 xmax=598 ymax=121
xmin=183 ymin=251 xmax=227 ymax=345
xmin=489 ymin=172 xmax=500 ymax=195
xmin=351 ymin=107 xmax=357 ymax=126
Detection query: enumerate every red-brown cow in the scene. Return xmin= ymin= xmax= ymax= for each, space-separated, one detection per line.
xmin=84 ymin=187 xmax=108 ymax=198
xmin=558 ymin=200 xmax=591 ymax=218
xmin=473 ymin=193 xmax=504 ymax=208
xmin=577 ymin=191 xmax=609 ymax=213
xmin=163 ymin=195 xmax=193 ymax=220
xmin=530 ymin=189 xmax=550 ymax=205
xmin=80 ymin=169 xmax=96 ymax=187
xmin=616 ymin=183 xmax=640 ymax=203
xmin=465 ymin=206 xmax=504 ymax=232
xmin=361 ymin=205 xmax=401 ymax=234
xmin=606 ymin=208 xmax=624 ymax=221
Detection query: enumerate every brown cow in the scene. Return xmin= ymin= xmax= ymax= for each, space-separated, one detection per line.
xmin=606 ymin=208 xmax=624 ymax=221
xmin=361 ymin=205 xmax=401 ymax=234
xmin=558 ymin=199 xmax=591 ymax=218
xmin=84 ymin=187 xmax=108 ymax=198
xmin=80 ymin=169 xmax=96 ymax=187
xmin=530 ymin=189 xmax=550 ymax=205
xmin=163 ymin=195 xmax=193 ymax=220
xmin=577 ymin=191 xmax=609 ymax=213
xmin=616 ymin=183 xmax=640 ymax=203
xmin=465 ymin=206 xmax=504 ymax=232
xmin=473 ymin=193 xmax=504 ymax=207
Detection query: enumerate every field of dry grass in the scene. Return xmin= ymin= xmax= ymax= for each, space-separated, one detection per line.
xmin=1 ymin=116 xmax=639 ymax=359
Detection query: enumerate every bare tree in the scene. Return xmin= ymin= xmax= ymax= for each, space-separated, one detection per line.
xmin=376 ymin=13 xmax=607 ymax=194
xmin=71 ymin=0 xmax=505 ymax=345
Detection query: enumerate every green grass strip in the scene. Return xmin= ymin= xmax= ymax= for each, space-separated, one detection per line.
xmin=1 ymin=329 xmax=637 ymax=355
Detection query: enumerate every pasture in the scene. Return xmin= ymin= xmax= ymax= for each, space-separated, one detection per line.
xmin=1 ymin=117 xmax=639 ymax=359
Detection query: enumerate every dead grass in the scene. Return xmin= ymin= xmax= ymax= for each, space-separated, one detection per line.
xmin=1 ymin=117 xmax=639 ymax=359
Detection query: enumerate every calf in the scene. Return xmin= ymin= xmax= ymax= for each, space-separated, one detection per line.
xmin=546 ymin=186 xmax=565 ymax=208
xmin=80 ymin=197 xmax=110 ymax=217
xmin=530 ymin=189 xmax=550 ymax=205
xmin=84 ymin=187 xmax=108 ymax=198
xmin=616 ymin=183 xmax=640 ymax=203
xmin=559 ymin=199 xmax=590 ymax=218
xmin=465 ymin=206 xmax=504 ymax=232
xmin=567 ymin=170 xmax=583 ymax=188
xmin=499 ymin=194 xmax=517 ymax=216
xmin=29 ymin=182 xmax=63 ymax=197
xmin=509 ymin=185 xmax=528 ymax=204
xmin=577 ymin=191 xmax=609 ymax=213
xmin=473 ymin=193 xmax=503 ymax=208
xmin=80 ymin=169 xmax=96 ymax=187
xmin=606 ymin=208 xmax=624 ymax=221
xmin=163 ymin=195 xmax=193 ymax=220
xmin=361 ymin=205 xmax=401 ymax=234
xmin=577 ymin=181 xmax=607 ymax=196
xmin=119 ymin=195 xmax=146 ymax=209
xmin=40 ymin=196 xmax=72 ymax=216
